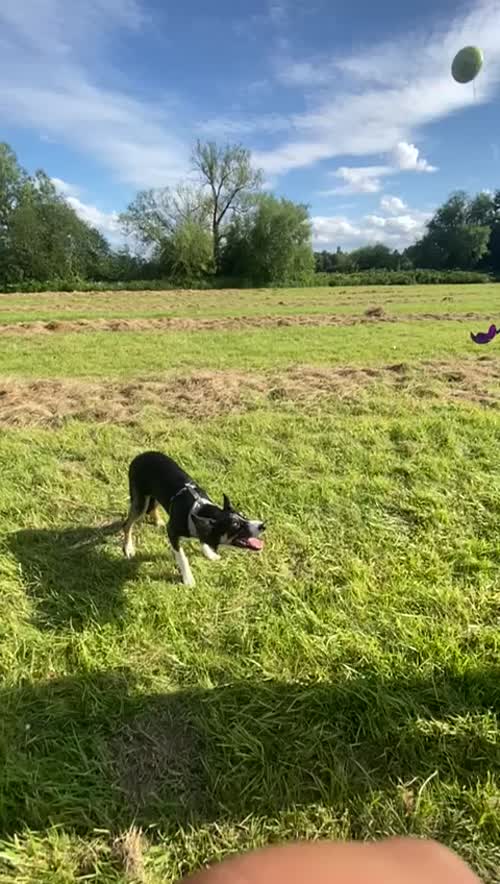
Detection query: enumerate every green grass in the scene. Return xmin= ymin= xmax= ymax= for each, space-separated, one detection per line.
xmin=0 ymin=283 xmax=499 ymax=323
xmin=0 ymin=321 xmax=485 ymax=378
xmin=0 ymin=285 xmax=499 ymax=882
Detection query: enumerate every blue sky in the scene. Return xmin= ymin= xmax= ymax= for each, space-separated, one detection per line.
xmin=2 ymin=0 xmax=500 ymax=251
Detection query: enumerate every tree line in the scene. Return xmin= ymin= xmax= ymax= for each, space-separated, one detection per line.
xmin=316 ymin=191 xmax=500 ymax=276
xmin=1 ymin=139 xmax=499 ymax=289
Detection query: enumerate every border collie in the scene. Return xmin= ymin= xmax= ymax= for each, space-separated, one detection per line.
xmin=123 ymin=451 xmax=265 ymax=586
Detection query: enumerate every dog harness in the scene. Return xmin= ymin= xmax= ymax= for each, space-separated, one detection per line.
xmin=168 ymin=482 xmax=211 ymax=537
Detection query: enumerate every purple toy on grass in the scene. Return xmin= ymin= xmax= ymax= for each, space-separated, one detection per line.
xmin=470 ymin=324 xmax=497 ymax=345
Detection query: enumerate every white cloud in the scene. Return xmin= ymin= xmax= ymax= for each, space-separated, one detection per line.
xmin=0 ymin=0 xmax=188 ymax=189
xmin=197 ymin=113 xmax=290 ymax=139
xmin=313 ymin=216 xmax=362 ymax=245
xmin=324 ymin=165 xmax=391 ymax=195
xmin=319 ymin=141 xmax=436 ymax=196
xmin=68 ymin=196 xmax=121 ymax=242
xmin=52 ymin=176 xmax=122 ymax=244
xmin=51 ymin=177 xmax=81 ymax=199
xmin=0 ymin=0 xmax=146 ymax=52
xmin=380 ymin=195 xmax=407 ymax=214
xmin=312 ymin=200 xmax=432 ymax=251
xmin=3 ymin=0 xmax=499 ymax=203
xmin=67 ymin=196 xmax=124 ymax=245
xmin=393 ymin=141 xmax=437 ymax=173
xmin=252 ymin=1 xmax=500 ymax=176
xmin=277 ymin=60 xmax=328 ymax=87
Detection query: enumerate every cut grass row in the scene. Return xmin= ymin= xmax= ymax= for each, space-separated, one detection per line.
xmin=0 ymin=321 xmax=487 ymax=378
xmin=0 ymin=283 xmax=499 ymax=323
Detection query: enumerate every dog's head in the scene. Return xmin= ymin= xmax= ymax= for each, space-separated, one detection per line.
xmin=192 ymin=494 xmax=265 ymax=552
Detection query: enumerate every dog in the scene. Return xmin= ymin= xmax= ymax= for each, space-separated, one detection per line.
xmin=123 ymin=451 xmax=266 ymax=586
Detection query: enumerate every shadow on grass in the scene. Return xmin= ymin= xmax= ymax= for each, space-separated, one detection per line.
xmin=7 ymin=526 xmax=147 ymax=630
xmin=1 ymin=666 xmax=499 ymax=838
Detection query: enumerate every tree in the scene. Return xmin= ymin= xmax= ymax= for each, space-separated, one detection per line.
xmin=192 ymin=141 xmax=263 ymax=272
xmin=487 ymin=190 xmax=500 ymax=274
xmin=0 ymin=144 xmax=28 ymax=275
xmin=349 ymin=243 xmax=398 ymax=271
xmin=407 ymin=192 xmax=491 ymax=271
xmin=119 ymin=183 xmax=211 ymax=254
xmin=223 ymin=194 xmax=314 ymax=284
xmin=103 ymin=247 xmax=153 ymax=282
xmin=159 ymin=219 xmax=214 ymax=282
xmin=427 ymin=191 xmax=469 ymax=232
xmin=0 ymin=143 xmax=27 ymax=231
xmin=408 ymin=225 xmax=490 ymax=270
xmin=467 ymin=191 xmax=496 ymax=227
xmin=1 ymin=169 xmax=110 ymax=284
xmin=315 ymin=248 xmax=355 ymax=273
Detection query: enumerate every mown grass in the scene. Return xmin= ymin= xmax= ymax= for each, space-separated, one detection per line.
xmin=0 ymin=283 xmax=499 ymax=323
xmin=0 ymin=285 xmax=499 ymax=882
xmin=0 ymin=321 xmax=486 ymax=378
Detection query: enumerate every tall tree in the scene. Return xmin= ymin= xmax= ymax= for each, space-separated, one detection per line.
xmin=408 ymin=192 xmax=491 ymax=271
xmin=192 ymin=141 xmax=263 ymax=272
xmin=467 ymin=191 xmax=496 ymax=227
xmin=223 ymin=194 xmax=314 ymax=284
xmin=487 ymin=190 xmax=500 ymax=274
xmin=120 ymin=183 xmax=210 ymax=254
xmin=158 ymin=219 xmax=214 ymax=282
xmin=1 ymin=169 xmax=110 ymax=284
xmin=427 ymin=191 xmax=470 ymax=231
xmin=0 ymin=144 xmax=28 ymax=274
xmin=0 ymin=143 xmax=27 ymax=230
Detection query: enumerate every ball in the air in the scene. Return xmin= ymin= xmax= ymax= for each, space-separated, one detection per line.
xmin=451 ymin=46 xmax=484 ymax=84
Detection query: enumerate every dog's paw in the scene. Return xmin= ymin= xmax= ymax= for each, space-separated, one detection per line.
xmin=123 ymin=543 xmax=136 ymax=559
xmin=183 ymin=575 xmax=196 ymax=587
xmin=201 ymin=543 xmax=221 ymax=562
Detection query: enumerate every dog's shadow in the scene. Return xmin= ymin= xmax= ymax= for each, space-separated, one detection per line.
xmin=8 ymin=524 xmax=147 ymax=631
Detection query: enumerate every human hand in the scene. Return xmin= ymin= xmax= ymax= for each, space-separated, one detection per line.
xmin=184 ymin=838 xmax=480 ymax=883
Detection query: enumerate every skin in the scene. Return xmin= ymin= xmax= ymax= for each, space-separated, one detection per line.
xmin=184 ymin=838 xmax=481 ymax=884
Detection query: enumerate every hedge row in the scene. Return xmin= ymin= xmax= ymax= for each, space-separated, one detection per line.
xmin=0 ymin=269 xmax=491 ymax=293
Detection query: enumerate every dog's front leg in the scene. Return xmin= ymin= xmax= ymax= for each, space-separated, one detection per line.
xmin=168 ymin=527 xmax=195 ymax=587
xmin=175 ymin=546 xmax=195 ymax=587
xmin=201 ymin=543 xmax=220 ymax=562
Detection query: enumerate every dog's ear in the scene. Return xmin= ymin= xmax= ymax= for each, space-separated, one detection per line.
xmin=222 ymin=494 xmax=233 ymax=512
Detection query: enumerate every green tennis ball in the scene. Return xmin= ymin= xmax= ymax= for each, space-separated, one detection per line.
xmin=451 ymin=46 xmax=484 ymax=84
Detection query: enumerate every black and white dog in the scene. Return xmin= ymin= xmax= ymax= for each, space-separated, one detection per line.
xmin=123 ymin=451 xmax=265 ymax=586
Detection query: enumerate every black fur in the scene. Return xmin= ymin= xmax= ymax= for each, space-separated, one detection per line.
xmin=124 ymin=451 xmax=265 ymax=584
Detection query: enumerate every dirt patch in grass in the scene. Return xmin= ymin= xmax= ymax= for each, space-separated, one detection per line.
xmin=110 ymin=704 xmax=203 ymax=814
xmin=1 ymin=359 xmax=499 ymax=427
xmin=0 ymin=311 xmax=491 ymax=335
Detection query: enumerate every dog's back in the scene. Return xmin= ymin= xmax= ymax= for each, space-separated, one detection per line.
xmin=129 ymin=451 xmax=194 ymax=509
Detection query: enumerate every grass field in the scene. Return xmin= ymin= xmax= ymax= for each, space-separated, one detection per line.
xmin=0 ymin=285 xmax=499 ymax=883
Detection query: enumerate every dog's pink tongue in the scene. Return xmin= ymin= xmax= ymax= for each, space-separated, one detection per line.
xmin=248 ymin=538 xmax=264 ymax=551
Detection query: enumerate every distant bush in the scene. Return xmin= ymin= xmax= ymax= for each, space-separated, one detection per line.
xmin=326 ymin=269 xmax=490 ymax=287
xmin=0 ymin=268 xmax=490 ymax=294
xmin=0 ymin=278 xmax=180 ymax=293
